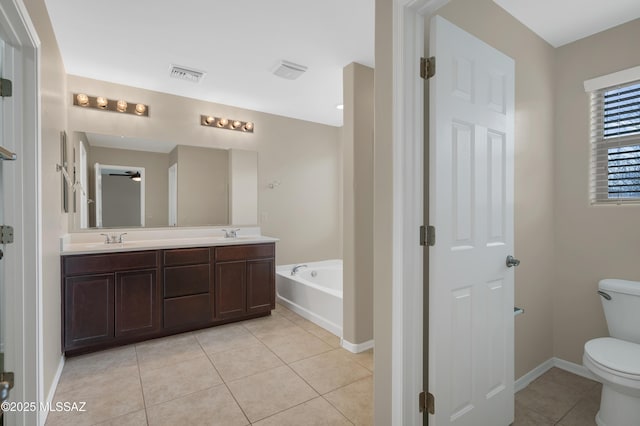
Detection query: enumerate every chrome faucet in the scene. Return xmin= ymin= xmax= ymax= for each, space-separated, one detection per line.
xmin=222 ymin=228 xmax=240 ymax=238
xmin=100 ymin=232 xmax=127 ymax=244
xmin=291 ymin=264 xmax=308 ymax=276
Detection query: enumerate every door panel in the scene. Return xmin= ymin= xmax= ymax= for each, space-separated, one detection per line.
xmin=64 ymin=274 xmax=115 ymax=349
xmin=246 ymin=259 xmax=274 ymax=314
xmin=115 ymin=269 xmax=159 ymax=337
xmin=215 ymin=261 xmax=246 ymax=319
xmin=429 ymin=15 xmax=515 ymax=426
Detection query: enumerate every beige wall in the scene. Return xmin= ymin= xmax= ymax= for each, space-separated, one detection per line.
xmin=342 ymin=63 xmax=374 ymax=345
xmin=438 ymin=0 xmax=557 ymax=380
xmin=23 ymin=0 xmax=67 ymax=400
xmin=373 ymin=0 xmax=394 ymax=423
xmin=66 ymin=75 xmax=342 ymax=264
xmin=553 ymin=18 xmax=640 ymax=364
xmin=175 ymin=145 xmax=229 ymax=226
xmin=229 ymin=149 xmax=259 ymax=225
xmin=86 ymin=146 xmax=169 ymax=227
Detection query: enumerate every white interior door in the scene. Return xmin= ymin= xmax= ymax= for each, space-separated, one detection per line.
xmin=428 ymin=15 xmax=515 ymax=426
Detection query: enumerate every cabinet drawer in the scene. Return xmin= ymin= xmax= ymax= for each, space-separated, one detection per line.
xmin=163 ymin=248 xmax=210 ymax=266
xmin=164 ymin=294 xmax=211 ymax=329
xmin=215 ymin=244 xmax=275 ymax=262
xmin=64 ymin=251 xmax=158 ymax=276
xmin=164 ymin=264 xmax=210 ymax=298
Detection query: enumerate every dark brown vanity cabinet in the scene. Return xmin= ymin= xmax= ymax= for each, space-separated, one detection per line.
xmin=62 ymin=242 xmax=275 ymax=355
xmin=214 ymin=244 xmax=275 ymax=319
xmin=62 ymin=251 xmax=160 ymax=352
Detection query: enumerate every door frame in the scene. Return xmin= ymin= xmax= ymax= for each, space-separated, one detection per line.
xmin=0 ymin=0 xmax=41 ymax=425
xmin=95 ymin=163 xmax=145 ymax=228
xmin=387 ymin=0 xmax=447 ymax=424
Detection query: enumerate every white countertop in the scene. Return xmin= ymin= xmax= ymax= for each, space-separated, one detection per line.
xmin=61 ymin=227 xmax=278 ymax=255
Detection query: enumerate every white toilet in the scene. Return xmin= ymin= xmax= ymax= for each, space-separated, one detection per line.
xmin=583 ymin=279 xmax=640 ymax=426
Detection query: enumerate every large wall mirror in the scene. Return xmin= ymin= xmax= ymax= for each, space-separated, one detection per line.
xmin=71 ymin=131 xmax=258 ymax=230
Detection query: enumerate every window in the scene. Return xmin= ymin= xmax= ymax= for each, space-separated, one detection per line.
xmin=590 ymin=80 xmax=640 ymax=204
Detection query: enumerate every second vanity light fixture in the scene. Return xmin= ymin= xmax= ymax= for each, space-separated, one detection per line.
xmin=200 ymin=115 xmax=254 ymax=133
xmin=73 ymin=93 xmax=149 ymax=117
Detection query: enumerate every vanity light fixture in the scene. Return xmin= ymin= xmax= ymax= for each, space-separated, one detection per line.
xmin=200 ymin=115 xmax=254 ymax=133
xmin=72 ymin=93 xmax=149 ymax=117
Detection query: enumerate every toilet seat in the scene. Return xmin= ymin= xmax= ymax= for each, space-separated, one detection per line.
xmin=585 ymin=337 xmax=640 ymax=379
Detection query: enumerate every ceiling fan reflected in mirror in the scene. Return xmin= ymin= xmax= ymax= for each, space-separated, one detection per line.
xmin=108 ymin=170 xmax=142 ymax=182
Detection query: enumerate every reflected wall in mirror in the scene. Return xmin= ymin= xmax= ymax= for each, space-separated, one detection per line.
xmin=72 ymin=131 xmax=258 ymax=229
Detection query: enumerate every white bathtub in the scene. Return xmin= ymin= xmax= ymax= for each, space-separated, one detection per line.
xmin=276 ymin=259 xmax=343 ymax=336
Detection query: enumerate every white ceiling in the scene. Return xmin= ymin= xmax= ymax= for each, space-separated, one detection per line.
xmin=46 ymin=1 xmax=640 ymax=128
xmin=45 ymin=0 xmax=375 ymax=127
xmin=494 ymin=0 xmax=640 ymax=47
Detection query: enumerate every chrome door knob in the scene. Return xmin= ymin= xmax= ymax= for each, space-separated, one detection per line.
xmin=506 ymin=255 xmax=520 ymax=268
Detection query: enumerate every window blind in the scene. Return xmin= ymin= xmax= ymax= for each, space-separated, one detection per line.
xmin=590 ymin=80 xmax=640 ymax=204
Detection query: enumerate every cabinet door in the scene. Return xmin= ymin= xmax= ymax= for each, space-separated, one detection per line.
xmin=246 ymin=258 xmax=275 ymax=314
xmin=115 ymin=269 xmax=160 ymax=338
xmin=64 ymin=274 xmax=114 ymax=350
xmin=215 ymin=260 xmax=246 ymax=319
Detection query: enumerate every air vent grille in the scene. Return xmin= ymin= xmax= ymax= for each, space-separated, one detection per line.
xmin=273 ymin=60 xmax=308 ymax=80
xmin=169 ymin=65 xmax=206 ymax=83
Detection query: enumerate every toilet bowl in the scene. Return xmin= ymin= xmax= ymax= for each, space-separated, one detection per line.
xmin=583 ymin=279 xmax=640 ymax=426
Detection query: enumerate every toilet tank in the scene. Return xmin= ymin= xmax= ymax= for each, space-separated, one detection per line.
xmin=599 ymin=279 xmax=640 ymax=344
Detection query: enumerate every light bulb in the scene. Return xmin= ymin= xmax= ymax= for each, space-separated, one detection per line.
xmin=204 ymin=116 xmax=215 ymax=125
xmin=243 ymin=122 xmax=254 ymax=132
xmin=116 ymin=100 xmax=128 ymax=112
xmin=218 ymin=118 xmax=229 ymax=127
xmin=76 ymin=93 xmax=89 ymax=106
xmin=135 ymin=103 xmax=146 ymax=115
xmin=96 ymin=96 xmax=108 ymax=108
xmin=231 ymin=120 xmax=241 ymax=129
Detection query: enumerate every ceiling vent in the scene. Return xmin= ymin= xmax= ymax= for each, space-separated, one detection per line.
xmin=169 ymin=65 xmax=206 ymax=83
xmin=272 ymin=60 xmax=308 ymax=80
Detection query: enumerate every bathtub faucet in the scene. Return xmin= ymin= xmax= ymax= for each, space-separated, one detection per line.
xmin=291 ymin=264 xmax=308 ymax=276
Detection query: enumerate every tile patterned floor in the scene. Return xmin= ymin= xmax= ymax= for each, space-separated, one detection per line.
xmin=47 ymin=303 xmax=600 ymax=425
xmin=46 ymin=304 xmax=373 ymax=426
xmin=514 ymin=367 xmax=601 ymax=426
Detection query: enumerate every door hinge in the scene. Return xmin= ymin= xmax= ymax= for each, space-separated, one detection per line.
xmin=0 ymin=226 xmax=14 ymax=244
xmin=420 ymin=56 xmax=436 ymax=79
xmin=0 ymin=78 xmax=12 ymax=97
xmin=419 ymin=391 xmax=435 ymax=414
xmin=420 ymin=225 xmax=436 ymax=246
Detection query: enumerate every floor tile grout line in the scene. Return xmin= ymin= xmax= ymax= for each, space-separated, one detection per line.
xmin=52 ymin=346 xmax=145 ymax=426
xmin=321 ymin=394 xmax=357 ymax=426
xmin=194 ymin=332 xmax=252 ymax=425
xmin=132 ymin=345 xmax=150 ymax=426
xmin=240 ymin=315 xmax=332 ymax=366
xmin=246 ymin=394 xmax=322 ymax=424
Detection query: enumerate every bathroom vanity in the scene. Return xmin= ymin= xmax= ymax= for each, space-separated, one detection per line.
xmin=61 ymin=236 xmax=276 ymax=355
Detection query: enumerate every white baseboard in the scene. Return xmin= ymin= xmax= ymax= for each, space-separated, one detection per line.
xmin=341 ymin=338 xmax=374 ymax=353
xmin=553 ymin=357 xmax=597 ymax=381
xmin=515 ymin=358 xmax=555 ymax=392
xmin=41 ymin=355 xmax=65 ymax=426
xmin=515 ymin=357 xmax=597 ymax=393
